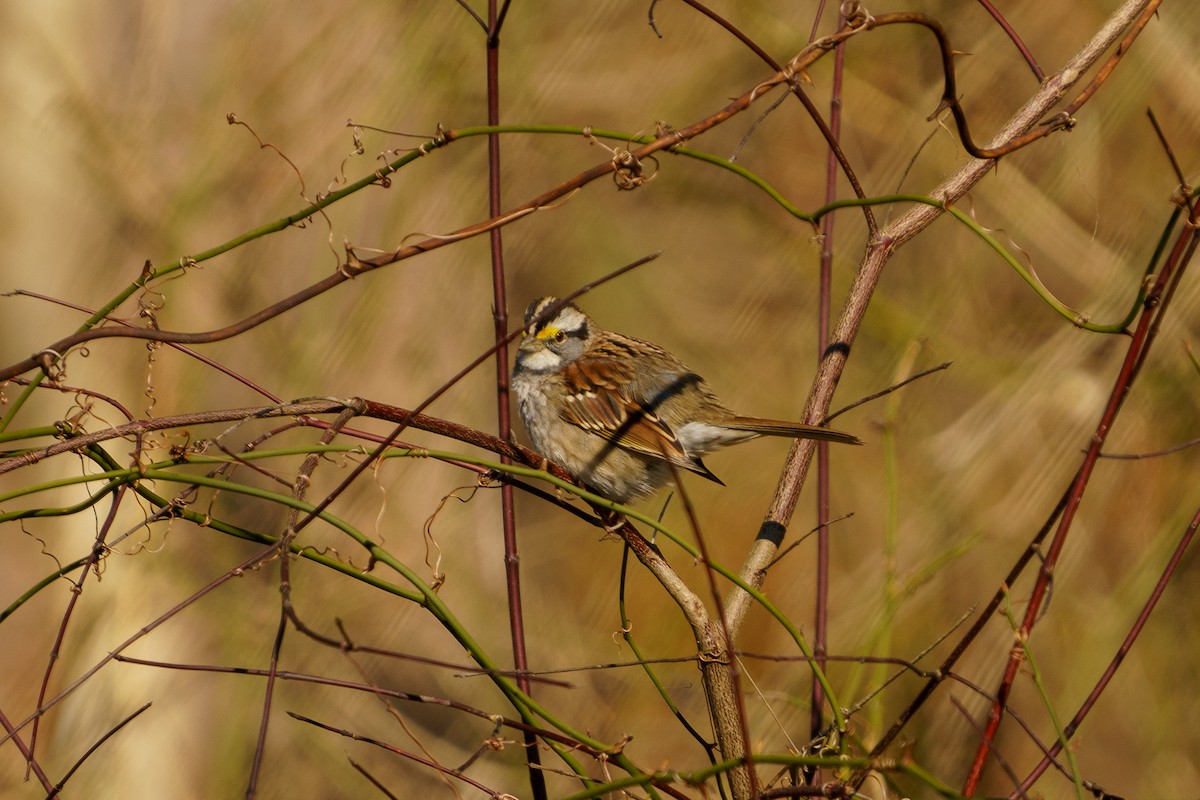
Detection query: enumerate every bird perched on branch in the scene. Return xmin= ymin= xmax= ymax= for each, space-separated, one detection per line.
xmin=511 ymin=296 xmax=862 ymax=502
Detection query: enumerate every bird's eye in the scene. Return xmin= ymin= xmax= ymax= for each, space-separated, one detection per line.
xmin=553 ymin=331 xmax=567 ymax=344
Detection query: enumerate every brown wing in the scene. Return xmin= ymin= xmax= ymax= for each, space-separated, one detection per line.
xmin=557 ymin=354 xmax=696 ymax=468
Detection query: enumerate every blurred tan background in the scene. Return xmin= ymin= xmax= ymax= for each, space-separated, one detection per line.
xmin=2 ymin=1 xmax=1198 ymax=797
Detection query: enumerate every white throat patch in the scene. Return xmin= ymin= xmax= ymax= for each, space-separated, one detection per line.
xmin=518 ymin=346 xmax=563 ymax=372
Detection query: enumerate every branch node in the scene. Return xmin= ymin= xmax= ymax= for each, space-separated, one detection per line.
xmin=35 ymin=349 xmax=66 ymax=385
xmin=842 ymin=1 xmax=876 ymax=30
xmin=416 ymin=124 xmax=447 ymax=156
xmin=341 ymin=241 xmax=366 ymax=277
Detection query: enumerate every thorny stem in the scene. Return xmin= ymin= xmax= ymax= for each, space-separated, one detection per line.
xmin=245 ymin=406 xmax=358 ymax=798
xmin=1013 ymin=503 xmax=1200 ymax=796
xmin=974 ymin=0 xmax=1046 ymax=81
xmin=675 ymin=0 xmax=878 ymax=236
xmin=1 ymin=10 xmax=1097 ymax=390
xmin=45 ymin=702 xmax=152 ymax=798
xmin=756 ymin=0 xmax=1159 ymax=610
xmin=706 ymin=0 xmax=1162 ymax=778
xmin=0 ymin=4 xmax=1169 ymax=796
xmin=0 ymin=707 xmax=52 ymax=793
xmin=963 ymin=185 xmax=1198 ymax=794
xmin=666 ymin=466 xmax=759 ymax=799
xmin=24 ymin=484 xmax=128 ymax=778
xmin=809 ymin=3 xmax=848 ymax=780
xmin=483 ymin=0 xmax=547 ymax=795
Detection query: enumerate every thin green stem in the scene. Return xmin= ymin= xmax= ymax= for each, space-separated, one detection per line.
xmin=3 ymin=430 xmax=847 ymax=734
xmin=0 ymin=557 xmax=90 ymax=625
xmin=618 ymin=544 xmax=721 ymax=766
xmin=54 ymin=448 xmax=645 ymax=783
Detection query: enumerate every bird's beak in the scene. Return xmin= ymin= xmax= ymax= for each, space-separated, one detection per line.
xmin=517 ymin=335 xmax=540 ymax=352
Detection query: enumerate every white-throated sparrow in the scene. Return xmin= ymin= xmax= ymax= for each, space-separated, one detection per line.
xmin=511 ymin=296 xmax=862 ymax=502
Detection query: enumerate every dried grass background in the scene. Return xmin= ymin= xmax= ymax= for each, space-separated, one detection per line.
xmin=1 ymin=1 xmax=1198 ymax=798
